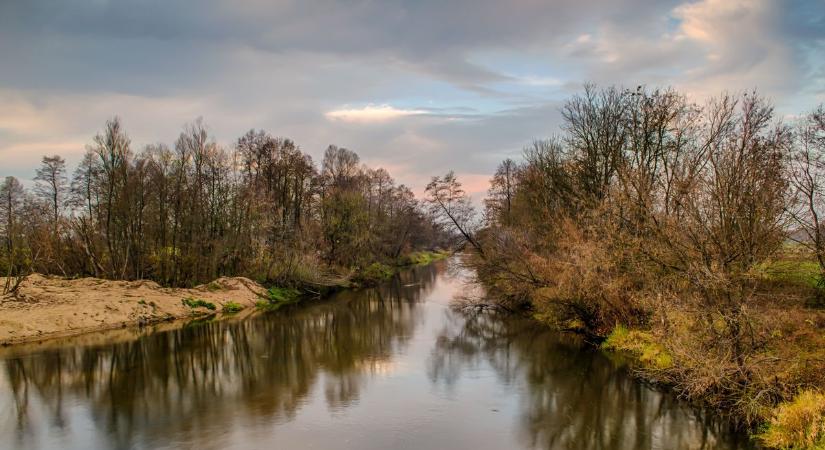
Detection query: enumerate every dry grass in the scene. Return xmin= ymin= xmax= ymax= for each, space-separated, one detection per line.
xmin=524 ymin=243 xmax=825 ymax=446
xmin=759 ymin=390 xmax=825 ymax=449
xmin=602 ymin=325 xmax=673 ymax=370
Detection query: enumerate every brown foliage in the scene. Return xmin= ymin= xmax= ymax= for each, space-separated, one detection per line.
xmin=458 ymin=85 xmax=824 ymax=430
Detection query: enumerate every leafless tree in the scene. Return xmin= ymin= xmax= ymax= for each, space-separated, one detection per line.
xmin=425 ymin=171 xmax=483 ymax=255
xmin=787 ymin=105 xmax=825 ymax=281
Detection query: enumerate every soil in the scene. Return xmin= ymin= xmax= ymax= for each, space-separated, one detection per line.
xmin=0 ymin=274 xmax=269 ymax=346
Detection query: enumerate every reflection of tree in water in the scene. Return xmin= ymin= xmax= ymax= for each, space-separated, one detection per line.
xmin=428 ymin=310 xmax=754 ymax=450
xmin=1 ymin=264 xmax=438 ymax=449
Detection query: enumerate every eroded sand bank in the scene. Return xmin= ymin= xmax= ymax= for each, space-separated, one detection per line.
xmin=0 ymin=274 xmax=269 ymax=345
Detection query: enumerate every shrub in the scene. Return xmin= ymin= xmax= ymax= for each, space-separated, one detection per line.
xmin=355 ymin=262 xmax=395 ymax=286
xmin=759 ymin=390 xmax=825 ymax=449
xmin=222 ymin=301 xmax=243 ymax=313
xmin=181 ymin=297 xmax=216 ymax=311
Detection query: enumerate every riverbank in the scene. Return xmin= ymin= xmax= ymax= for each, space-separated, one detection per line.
xmin=0 ymin=274 xmax=269 ymax=345
xmin=0 ymin=258 xmax=753 ymax=449
xmin=598 ymin=302 xmax=825 ymax=449
xmin=0 ymin=250 xmax=452 ymax=346
xmin=351 ymin=250 xmax=452 ymax=286
xmin=470 ymin=247 xmax=825 ymax=449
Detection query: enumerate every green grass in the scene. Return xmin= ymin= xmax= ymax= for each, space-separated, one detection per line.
xmin=352 ymin=251 xmax=450 ymax=287
xmin=256 ymin=286 xmax=302 ymax=310
xmin=359 ymin=262 xmax=395 ymax=282
xmin=267 ymin=286 xmax=301 ymax=303
xmin=759 ymin=259 xmax=822 ymax=289
xmin=399 ymin=250 xmax=450 ymax=266
xmin=602 ymin=325 xmax=673 ymax=370
xmin=222 ymin=301 xmax=244 ymax=313
xmin=181 ymin=297 xmax=216 ymax=311
xmin=352 ymin=262 xmax=400 ymax=287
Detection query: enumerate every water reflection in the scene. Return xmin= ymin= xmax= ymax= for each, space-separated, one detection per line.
xmin=428 ymin=310 xmax=754 ymax=450
xmin=0 ymin=265 xmax=437 ymax=449
xmin=0 ymin=260 xmax=753 ymax=450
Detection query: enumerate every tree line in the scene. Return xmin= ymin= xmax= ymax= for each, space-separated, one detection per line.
xmin=426 ymin=85 xmax=825 ymax=427
xmin=1 ymin=118 xmax=448 ymax=292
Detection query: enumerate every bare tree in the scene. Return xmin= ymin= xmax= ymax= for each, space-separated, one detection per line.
xmin=788 ymin=104 xmax=825 ymax=281
xmin=562 ymin=84 xmax=628 ymax=203
xmin=425 ymin=171 xmax=483 ymax=255
xmin=34 ymin=155 xmax=68 ymax=226
xmin=1 ymin=177 xmax=27 ymax=294
xmin=484 ymin=159 xmax=518 ymax=226
xmin=1 ymin=116 xmax=450 ymax=287
xmin=33 ymin=155 xmax=68 ymax=275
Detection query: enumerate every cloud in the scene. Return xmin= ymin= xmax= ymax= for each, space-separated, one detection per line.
xmin=0 ymin=0 xmax=681 ymax=92
xmin=0 ymin=0 xmax=823 ymax=195
xmin=667 ymin=0 xmax=814 ymax=106
xmin=513 ymin=76 xmax=563 ymax=87
xmin=325 ymin=105 xmax=427 ymax=123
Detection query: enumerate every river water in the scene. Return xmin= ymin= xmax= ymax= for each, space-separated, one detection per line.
xmin=0 ymin=259 xmax=754 ymax=449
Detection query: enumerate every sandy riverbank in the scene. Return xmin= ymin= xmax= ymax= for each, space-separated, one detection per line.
xmin=0 ymin=274 xmax=269 ymax=345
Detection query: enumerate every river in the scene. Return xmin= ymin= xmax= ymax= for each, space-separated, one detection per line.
xmin=0 ymin=259 xmax=754 ymax=449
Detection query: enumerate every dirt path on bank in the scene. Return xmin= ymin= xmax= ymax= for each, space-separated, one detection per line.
xmin=0 ymin=274 xmax=269 ymax=345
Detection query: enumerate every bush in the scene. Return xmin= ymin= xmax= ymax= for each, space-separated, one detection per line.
xmin=181 ymin=297 xmax=216 ymax=311
xmin=355 ymin=262 xmax=395 ymax=286
xmin=222 ymin=301 xmax=243 ymax=313
xmin=759 ymin=390 xmax=825 ymax=449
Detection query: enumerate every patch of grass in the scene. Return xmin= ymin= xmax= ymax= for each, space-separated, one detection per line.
xmin=358 ymin=262 xmax=395 ymax=283
xmin=256 ymin=286 xmax=302 ymax=310
xmin=399 ymin=250 xmax=450 ymax=266
xmin=756 ymin=257 xmax=825 ymax=306
xmin=758 ymin=390 xmax=825 ymax=449
xmin=267 ymin=286 xmax=300 ymax=303
xmin=222 ymin=301 xmax=243 ymax=313
xmin=759 ymin=259 xmax=822 ymax=289
xmin=602 ymin=325 xmax=673 ymax=370
xmin=181 ymin=297 xmax=216 ymax=311
xmin=351 ymin=262 xmax=400 ymax=287
xmin=204 ymin=281 xmax=222 ymax=292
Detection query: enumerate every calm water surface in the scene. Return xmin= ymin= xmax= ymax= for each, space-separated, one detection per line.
xmin=0 ymin=260 xmax=754 ymax=449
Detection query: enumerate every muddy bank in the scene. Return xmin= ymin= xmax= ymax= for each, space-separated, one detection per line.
xmin=0 ymin=274 xmax=269 ymax=345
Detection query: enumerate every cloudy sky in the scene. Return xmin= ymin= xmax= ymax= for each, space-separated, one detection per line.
xmin=1 ymin=0 xmax=824 ymax=196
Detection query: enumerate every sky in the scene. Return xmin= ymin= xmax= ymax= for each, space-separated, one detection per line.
xmin=1 ymin=0 xmax=824 ymax=197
